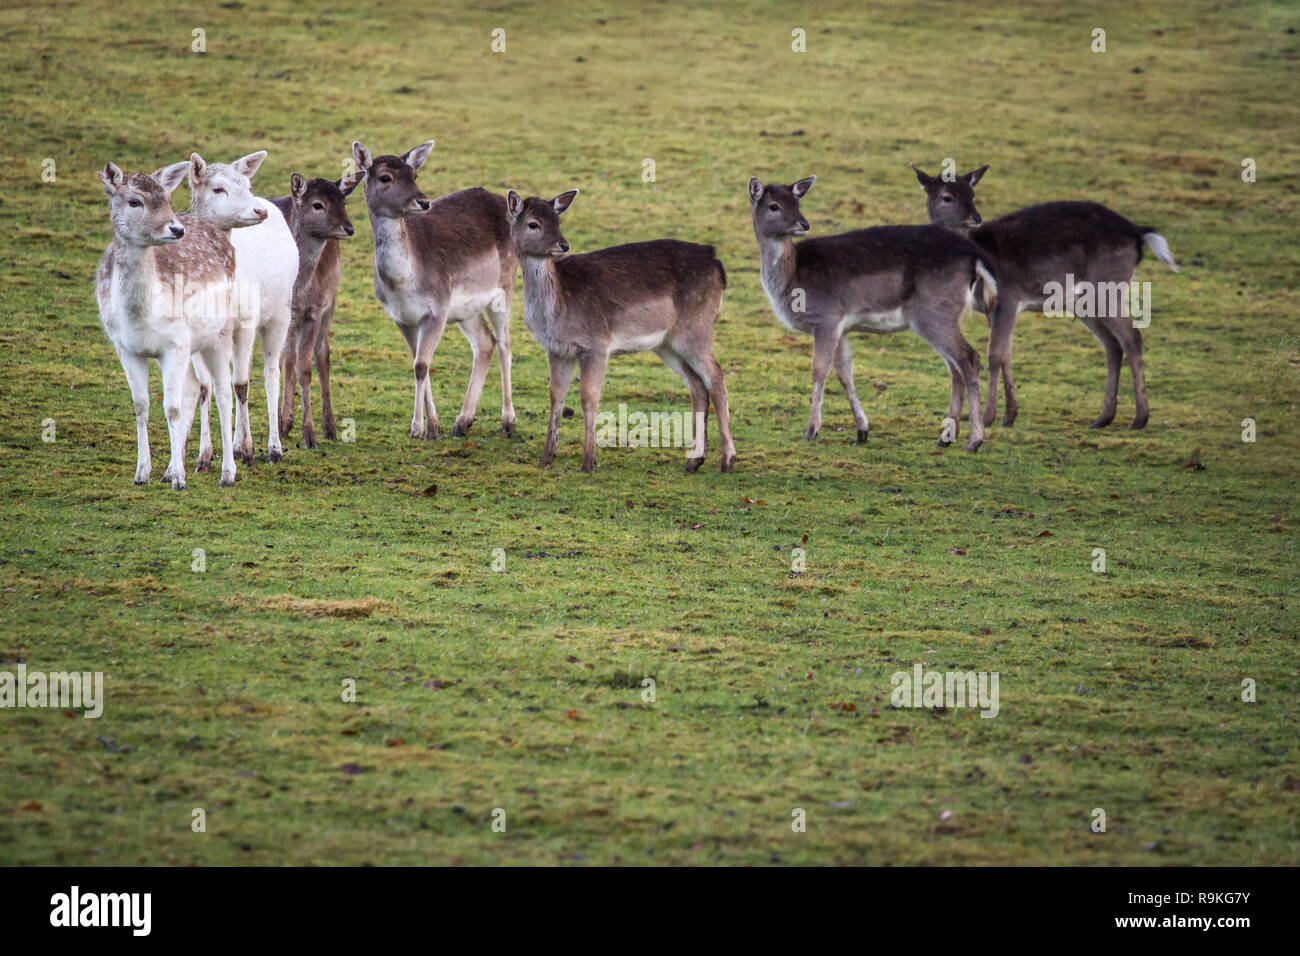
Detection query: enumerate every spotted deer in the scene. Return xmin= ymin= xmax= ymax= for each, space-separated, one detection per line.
xmin=506 ymin=189 xmax=736 ymax=473
xmin=185 ymin=151 xmax=298 ymax=468
xmin=750 ymin=175 xmax=996 ymax=451
xmin=270 ymin=172 xmax=362 ymax=449
xmin=351 ymin=140 xmax=516 ymax=440
xmin=95 ymin=162 xmax=238 ymax=488
xmin=910 ymin=163 xmax=1178 ymax=429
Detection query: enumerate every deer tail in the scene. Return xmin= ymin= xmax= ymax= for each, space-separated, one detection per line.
xmin=970 ymin=259 xmax=998 ymax=315
xmin=1139 ymin=230 xmax=1179 ymax=273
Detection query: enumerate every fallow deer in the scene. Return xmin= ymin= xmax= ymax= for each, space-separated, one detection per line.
xmin=271 ymin=172 xmax=362 ymax=449
xmin=910 ymin=163 xmax=1178 ymax=429
xmin=185 ymin=151 xmax=298 ymax=467
xmin=96 ymin=162 xmax=238 ymax=489
xmin=506 ymin=189 xmax=736 ymax=473
xmin=352 ymin=140 xmax=516 ymax=440
xmin=750 ymin=175 xmax=996 ymax=451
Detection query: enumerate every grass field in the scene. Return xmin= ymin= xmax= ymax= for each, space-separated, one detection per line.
xmin=1 ymin=0 xmax=1297 ymax=866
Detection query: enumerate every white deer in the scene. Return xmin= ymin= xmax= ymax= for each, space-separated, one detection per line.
xmin=185 ymin=151 xmax=298 ymax=468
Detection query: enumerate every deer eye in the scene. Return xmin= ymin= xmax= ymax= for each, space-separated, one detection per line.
xmin=527 ymin=222 xmax=539 ymax=230
xmin=128 ymin=198 xmax=142 ymax=208
xmin=769 ymin=203 xmax=780 ymax=212
xmin=313 ymin=202 xmax=324 ymax=211
xmin=941 ymin=195 xmax=953 ymax=203
xmin=213 ymin=187 xmax=226 ymax=195
xmin=378 ymin=175 xmax=392 ymax=184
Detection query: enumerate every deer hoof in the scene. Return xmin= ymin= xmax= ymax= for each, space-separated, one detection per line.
xmin=719 ymin=455 xmax=736 ymax=474
xmin=501 ymin=420 xmax=516 ymax=437
xmin=580 ymin=459 xmax=596 ymax=473
xmin=964 ymin=439 xmax=983 ymax=453
xmin=935 ymin=439 xmax=953 ymax=448
xmin=268 ymin=449 xmax=282 ymax=464
xmin=804 ymin=427 xmax=819 ymax=441
xmin=171 ymin=475 xmax=187 ymax=491
xmin=218 ymin=475 xmax=234 ymax=488
xmin=854 ymin=428 xmax=869 ymax=445
xmin=452 ymin=419 xmax=472 ymax=438
xmin=684 ymin=457 xmax=704 ymax=474
xmin=1089 ymin=416 xmax=1115 ymax=429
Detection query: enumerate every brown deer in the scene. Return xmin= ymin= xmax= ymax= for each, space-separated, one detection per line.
xmin=352 ymin=140 xmax=516 ymax=440
xmin=750 ymin=175 xmax=996 ymax=451
xmin=271 ymin=172 xmax=363 ymax=449
xmin=506 ymin=189 xmax=736 ymax=474
xmin=910 ymin=163 xmax=1178 ymax=429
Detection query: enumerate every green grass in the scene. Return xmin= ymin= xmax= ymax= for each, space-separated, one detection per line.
xmin=1 ymin=0 xmax=1298 ymax=865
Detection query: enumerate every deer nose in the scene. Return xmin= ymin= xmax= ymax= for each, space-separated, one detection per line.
xmin=558 ymin=240 xmax=570 ymax=253
xmin=344 ymin=223 xmax=355 ymax=236
xmin=169 ymin=223 xmax=185 ymax=238
xmin=415 ymin=198 xmax=431 ymax=212
xmin=254 ymin=207 xmax=268 ymax=220
xmin=970 ymin=212 xmax=982 ymax=225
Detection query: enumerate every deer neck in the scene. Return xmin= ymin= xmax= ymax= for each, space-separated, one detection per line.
xmin=108 ymin=239 xmax=162 ymax=317
xmin=369 ymin=211 xmax=413 ymax=285
xmin=289 ymin=213 xmax=328 ymax=283
xmin=757 ymin=233 xmax=797 ymax=302
xmin=519 ymin=254 xmax=560 ymax=340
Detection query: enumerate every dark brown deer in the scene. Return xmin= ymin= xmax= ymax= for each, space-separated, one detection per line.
xmin=352 ymin=140 xmax=516 ymax=440
xmin=271 ymin=172 xmax=362 ymax=449
xmin=910 ymin=163 xmax=1178 ymax=429
xmin=750 ymin=175 xmax=996 ymax=451
xmin=506 ymin=189 xmax=736 ymax=473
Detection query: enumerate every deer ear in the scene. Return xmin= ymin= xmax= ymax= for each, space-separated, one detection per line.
xmin=506 ymin=190 xmax=524 ymax=221
xmin=338 ymin=171 xmax=365 ymax=197
xmin=965 ymin=165 xmax=989 ymax=188
xmin=552 ymin=189 xmax=578 ymax=216
xmin=910 ymin=163 xmax=936 ymax=189
xmin=152 ymin=162 xmax=189 ymax=194
xmin=189 ymin=152 xmax=208 ymax=185
xmin=403 ymin=140 xmax=435 ymax=171
xmin=352 ymin=142 xmax=373 ymax=173
xmin=99 ymin=161 xmax=125 ymax=197
xmin=290 ymin=173 xmax=308 ymax=202
xmin=791 ymin=176 xmax=816 ymax=199
xmin=232 ymin=150 xmax=268 ymax=181
xmin=748 ymin=177 xmax=764 ymax=204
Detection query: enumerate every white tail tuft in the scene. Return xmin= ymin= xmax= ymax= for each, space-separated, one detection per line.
xmin=973 ymin=260 xmax=998 ymax=314
xmin=1142 ymin=232 xmax=1179 ymax=273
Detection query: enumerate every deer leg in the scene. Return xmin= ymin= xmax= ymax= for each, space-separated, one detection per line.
xmin=986 ymin=301 xmax=1019 ymax=427
xmin=230 ymin=323 xmax=255 ymax=466
xmin=1110 ymin=320 xmax=1148 ymax=430
xmin=914 ymin=310 xmax=984 ymax=451
xmin=191 ymin=359 xmax=214 ymax=473
xmin=203 ymin=349 xmax=237 ymax=487
xmin=833 ymin=335 xmax=870 ymax=444
xmin=411 ymin=312 xmax=447 ymax=439
xmin=656 ymin=345 xmax=710 ymax=473
xmin=805 ymin=322 xmax=840 ymax=440
xmin=159 ymin=347 xmax=193 ymax=490
xmin=541 ymin=353 xmax=577 ymax=468
xmin=486 ymin=294 xmax=515 ymax=436
xmin=1080 ymin=316 xmax=1122 ymax=428
xmin=316 ymin=313 xmax=337 ymax=441
xmin=279 ymin=344 xmax=297 ymax=441
xmin=577 ymin=350 xmax=609 ymax=473
xmin=938 ymin=361 xmax=963 ymax=447
xmin=116 ymin=348 xmax=152 ymax=485
xmin=452 ymin=315 xmax=495 ymax=437
xmin=688 ymin=352 xmax=736 ymax=474
xmin=263 ymin=329 xmax=286 ymax=463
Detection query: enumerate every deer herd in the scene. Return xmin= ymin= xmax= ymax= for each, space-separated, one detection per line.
xmin=94 ymin=141 xmax=1179 ymax=488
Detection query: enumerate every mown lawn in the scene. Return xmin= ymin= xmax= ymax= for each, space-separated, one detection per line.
xmin=0 ymin=0 xmax=1296 ymax=865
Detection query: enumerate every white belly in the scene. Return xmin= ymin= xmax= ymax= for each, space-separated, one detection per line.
xmin=848 ymin=307 xmax=908 ymax=334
